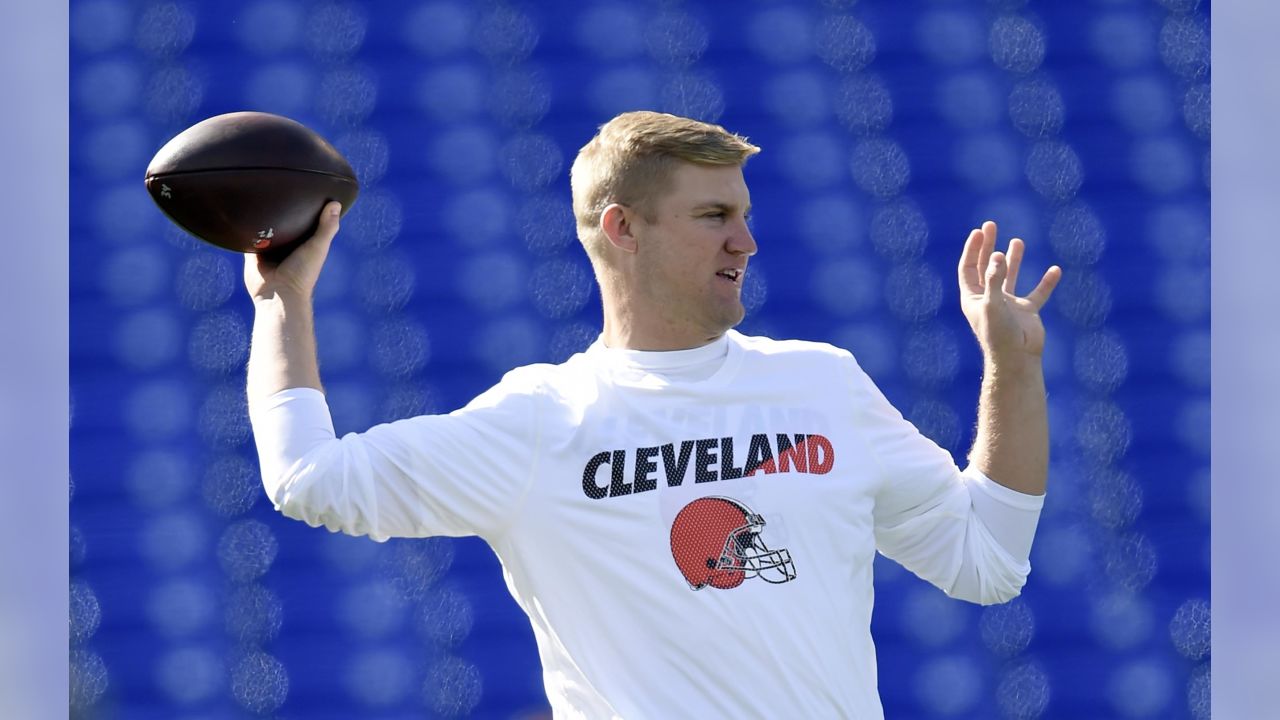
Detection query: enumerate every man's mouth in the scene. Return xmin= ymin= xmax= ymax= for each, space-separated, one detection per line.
xmin=716 ymin=268 xmax=743 ymax=284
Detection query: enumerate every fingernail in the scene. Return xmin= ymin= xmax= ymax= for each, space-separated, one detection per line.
xmin=330 ymin=203 xmax=342 ymax=217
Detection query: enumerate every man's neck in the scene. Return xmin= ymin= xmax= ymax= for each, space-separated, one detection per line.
xmin=600 ymin=316 xmax=724 ymax=351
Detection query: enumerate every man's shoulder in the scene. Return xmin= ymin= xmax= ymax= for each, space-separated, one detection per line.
xmin=491 ymin=351 xmax=599 ymax=397
xmin=460 ymin=357 xmax=593 ymax=416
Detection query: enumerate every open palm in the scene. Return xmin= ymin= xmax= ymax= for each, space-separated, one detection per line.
xmin=959 ymin=221 xmax=1062 ymax=361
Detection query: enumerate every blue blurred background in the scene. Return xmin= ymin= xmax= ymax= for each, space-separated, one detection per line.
xmin=68 ymin=0 xmax=1210 ymax=717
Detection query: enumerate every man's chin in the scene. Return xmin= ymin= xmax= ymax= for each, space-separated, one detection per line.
xmin=715 ymin=304 xmax=747 ymax=333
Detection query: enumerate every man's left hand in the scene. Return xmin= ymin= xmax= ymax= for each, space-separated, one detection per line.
xmin=958 ymin=221 xmax=1062 ymax=363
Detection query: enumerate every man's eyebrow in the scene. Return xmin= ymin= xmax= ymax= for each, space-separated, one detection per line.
xmin=691 ymin=201 xmax=753 ymax=214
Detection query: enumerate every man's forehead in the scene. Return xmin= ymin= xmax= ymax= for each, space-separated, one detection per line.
xmin=666 ymin=163 xmax=751 ymax=205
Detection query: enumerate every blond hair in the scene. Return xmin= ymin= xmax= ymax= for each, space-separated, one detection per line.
xmin=570 ymin=111 xmax=760 ymax=261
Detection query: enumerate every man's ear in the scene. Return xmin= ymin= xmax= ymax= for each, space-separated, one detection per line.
xmin=600 ymin=203 xmax=639 ymax=254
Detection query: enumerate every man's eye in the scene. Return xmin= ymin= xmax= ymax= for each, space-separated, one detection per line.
xmin=703 ymin=212 xmax=726 ymax=219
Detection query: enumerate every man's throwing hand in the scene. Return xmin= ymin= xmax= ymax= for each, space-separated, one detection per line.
xmin=244 ymin=201 xmax=343 ymax=303
xmin=958 ymin=221 xmax=1062 ymax=363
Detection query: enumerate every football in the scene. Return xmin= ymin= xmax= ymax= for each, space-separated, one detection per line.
xmin=144 ymin=111 xmax=359 ymax=256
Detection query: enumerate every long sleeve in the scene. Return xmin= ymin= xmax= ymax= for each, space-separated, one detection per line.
xmin=846 ymin=354 xmax=1044 ymax=605
xmin=248 ymin=370 xmax=543 ymax=542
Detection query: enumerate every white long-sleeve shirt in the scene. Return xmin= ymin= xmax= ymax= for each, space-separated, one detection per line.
xmin=249 ymin=330 xmax=1044 ymax=719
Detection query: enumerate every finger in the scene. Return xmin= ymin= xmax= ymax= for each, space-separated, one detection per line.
xmin=985 ymin=251 xmax=1007 ymax=301
xmin=958 ymin=228 xmax=985 ymax=292
xmin=283 ymin=201 xmax=342 ymax=267
xmin=978 ymin=220 xmax=997 ymax=283
xmin=1003 ymin=237 xmax=1024 ymax=295
xmin=1024 ymin=265 xmax=1063 ymax=310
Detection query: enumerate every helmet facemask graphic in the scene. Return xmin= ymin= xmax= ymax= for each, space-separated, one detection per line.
xmin=670 ymin=496 xmax=797 ymax=590
xmin=725 ymin=512 xmax=796 ymax=585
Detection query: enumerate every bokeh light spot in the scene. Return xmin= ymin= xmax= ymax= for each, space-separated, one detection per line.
xmin=996 ymin=661 xmax=1051 ymax=720
xmin=1091 ymin=591 xmax=1155 ymax=650
xmin=815 ymin=15 xmax=876 ymax=72
xmin=835 ymin=74 xmax=892 ymax=136
xmin=1073 ymin=330 xmax=1129 ymax=393
xmin=134 ymin=2 xmax=196 ymax=59
xmin=245 ymin=61 xmax=316 ymax=116
xmin=72 ymin=0 xmax=133 ymax=53
xmin=799 ymin=195 xmax=864 ymax=255
xmin=1049 ymin=203 xmax=1106 ymax=266
xmin=305 ymin=2 xmax=368 ymax=61
xmin=69 ymin=580 xmax=102 ymax=646
xmin=175 ymin=252 xmax=236 ymax=311
xmin=660 ymin=73 xmax=725 ymax=123
xmin=645 ymin=11 xmax=708 ymax=67
xmin=530 ymin=258 xmax=594 ymax=320
xmin=218 ymin=519 xmax=280 ymax=582
xmin=404 ymin=1 xmax=472 ymax=57
xmin=780 ymin=132 xmax=845 ymax=188
xmin=202 ymin=454 xmax=260 ymax=518
xmin=156 ymin=646 xmax=224 ymax=704
xmin=1109 ymin=659 xmax=1174 ymax=718
xmin=1025 ymin=141 xmax=1084 ymax=203
xmin=188 ymin=310 xmax=250 ymax=375
xmin=576 ymin=4 xmax=645 ymax=60
xmin=237 ymin=0 xmax=304 ymax=55
xmin=1169 ymin=598 xmax=1211 ymax=660
xmin=345 ymin=648 xmax=415 ymax=706
xmin=903 ymin=586 xmax=970 ymax=646
xmin=147 ymin=577 xmax=216 ymax=637
xmin=811 ymin=258 xmax=880 ymax=317
xmin=915 ymin=655 xmax=982 ymax=715
xmin=748 ymin=6 xmax=814 ymax=64
xmin=1158 ymin=15 xmax=1210 ymax=80
xmin=473 ymin=6 xmax=540 ymax=65
xmin=69 ymin=648 xmax=110 ymax=711
xmin=1008 ymin=76 xmax=1065 ymax=138
xmin=884 ymin=262 xmax=943 ymax=322
xmin=980 ymin=597 xmax=1035 ymax=658
xmin=423 ymin=655 xmax=483 ymax=717
xmin=851 ymin=139 xmax=911 ymax=198
xmin=197 ymin=384 xmax=252 ymax=448
xmin=902 ymin=324 xmax=959 ymax=388
xmin=231 ymin=651 xmax=290 ymax=714
xmin=139 ymin=511 xmax=207 ymax=571
xmin=225 ymin=584 xmax=284 ymax=645
xmin=370 ymin=318 xmax=432 ymax=378
xmin=989 ymin=16 xmax=1046 ymax=74
xmin=502 ymin=133 xmax=565 ymax=191
xmin=938 ymin=72 xmax=1003 ymax=129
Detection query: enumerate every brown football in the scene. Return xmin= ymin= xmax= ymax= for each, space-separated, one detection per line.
xmin=144 ymin=111 xmax=359 ymax=256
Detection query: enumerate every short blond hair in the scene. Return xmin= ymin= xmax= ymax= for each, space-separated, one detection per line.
xmin=570 ymin=111 xmax=760 ymax=260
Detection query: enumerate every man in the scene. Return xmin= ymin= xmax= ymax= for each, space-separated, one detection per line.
xmin=247 ymin=111 xmax=1061 ymax=718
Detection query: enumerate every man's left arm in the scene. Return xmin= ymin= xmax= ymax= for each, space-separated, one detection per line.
xmin=867 ymin=220 xmax=1062 ymax=604
xmin=959 ymin=221 xmax=1062 ymax=495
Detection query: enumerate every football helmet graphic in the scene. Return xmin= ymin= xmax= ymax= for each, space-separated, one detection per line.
xmin=669 ymin=496 xmax=796 ymax=590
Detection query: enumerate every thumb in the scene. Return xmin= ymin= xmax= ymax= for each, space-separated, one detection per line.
xmin=281 ymin=200 xmax=342 ymax=267
xmin=304 ymin=200 xmax=343 ymax=253
xmin=985 ymin=251 xmax=1007 ymax=300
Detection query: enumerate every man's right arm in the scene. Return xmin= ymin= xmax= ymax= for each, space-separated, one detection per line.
xmin=247 ymin=289 xmax=323 ymax=399
xmin=244 ymin=201 xmax=341 ymax=403
xmin=242 ymin=201 xmax=540 ymax=542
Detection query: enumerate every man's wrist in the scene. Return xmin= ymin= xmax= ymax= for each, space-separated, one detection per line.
xmin=982 ymin=350 xmax=1044 ymax=379
xmin=252 ymin=286 xmax=312 ymax=311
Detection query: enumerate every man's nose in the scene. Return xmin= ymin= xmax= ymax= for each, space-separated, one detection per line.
xmin=728 ymin=219 xmax=757 ymax=256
